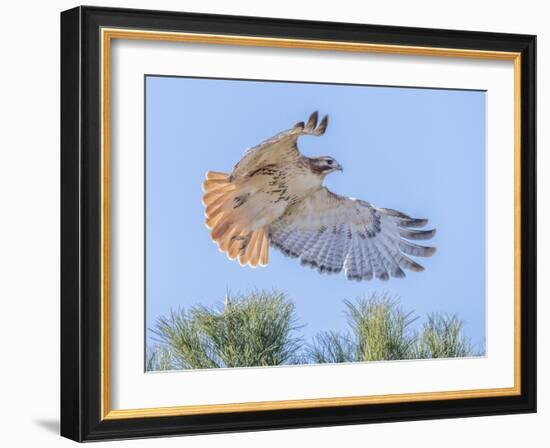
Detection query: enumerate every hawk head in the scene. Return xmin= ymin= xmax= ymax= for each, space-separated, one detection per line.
xmin=309 ymin=156 xmax=343 ymax=176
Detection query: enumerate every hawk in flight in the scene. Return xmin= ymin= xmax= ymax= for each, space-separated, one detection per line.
xmin=202 ymin=112 xmax=435 ymax=281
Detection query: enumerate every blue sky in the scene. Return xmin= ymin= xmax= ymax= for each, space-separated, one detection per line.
xmin=145 ymin=75 xmax=486 ymax=355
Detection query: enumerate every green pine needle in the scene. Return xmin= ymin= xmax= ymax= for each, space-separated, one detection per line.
xmin=148 ymin=290 xmax=476 ymax=370
xmin=150 ymin=289 xmax=303 ymax=369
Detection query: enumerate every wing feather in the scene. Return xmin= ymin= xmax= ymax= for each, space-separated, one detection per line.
xmin=230 ymin=111 xmax=329 ymax=179
xmin=269 ymin=187 xmax=436 ymax=281
xmin=356 ymin=227 xmax=374 ymax=280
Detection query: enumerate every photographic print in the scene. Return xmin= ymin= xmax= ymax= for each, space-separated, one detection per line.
xmin=145 ymin=76 xmax=486 ymax=371
xmin=61 ymin=8 xmax=536 ymax=440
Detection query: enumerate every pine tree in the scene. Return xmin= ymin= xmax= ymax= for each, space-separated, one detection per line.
xmin=149 ymin=290 xmax=303 ymax=370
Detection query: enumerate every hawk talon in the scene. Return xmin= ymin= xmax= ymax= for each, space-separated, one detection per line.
xmin=238 ymin=234 xmax=252 ymax=253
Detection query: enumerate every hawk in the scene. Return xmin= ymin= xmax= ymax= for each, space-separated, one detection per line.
xmin=202 ymin=112 xmax=436 ymax=281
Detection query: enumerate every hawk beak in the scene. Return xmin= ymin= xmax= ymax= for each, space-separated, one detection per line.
xmin=336 ymin=163 xmax=343 ymax=172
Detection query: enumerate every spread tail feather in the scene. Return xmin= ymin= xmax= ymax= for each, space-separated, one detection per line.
xmin=203 ymin=171 xmax=270 ymax=268
xmin=206 ymin=171 xmax=228 ymax=180
xmin=259 ymin=230 xmax=269 ymax=266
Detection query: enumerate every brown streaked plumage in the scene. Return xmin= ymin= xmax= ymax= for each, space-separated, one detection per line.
xmin=202 ymin=111 xmax=436 ymax=280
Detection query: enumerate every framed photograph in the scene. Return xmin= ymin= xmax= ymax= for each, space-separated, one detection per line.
xmin=60 ymin=6 xmax=536 ymax=442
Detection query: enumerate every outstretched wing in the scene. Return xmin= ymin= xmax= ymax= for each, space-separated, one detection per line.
xmin=230 ymin=111 xmax=328 ymax=180
xmin=269 ymin=187 xmax=436 ymax=281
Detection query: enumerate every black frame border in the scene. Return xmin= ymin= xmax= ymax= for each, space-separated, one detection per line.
xmin=61 ymin=5 xmax=536 ymax=442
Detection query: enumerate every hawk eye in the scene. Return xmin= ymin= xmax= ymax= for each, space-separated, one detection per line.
xmin=327 ymin=160 xmax=333 ymax=165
